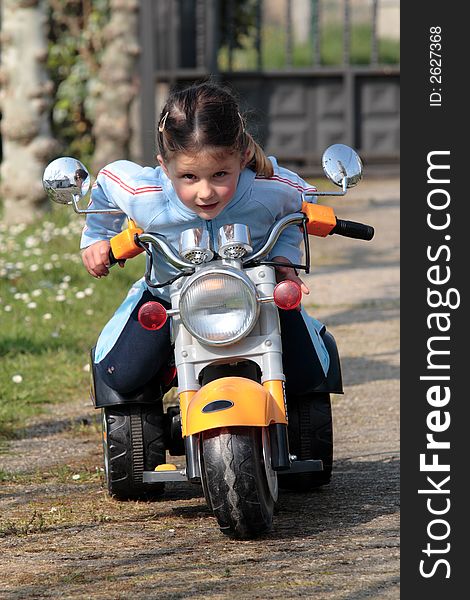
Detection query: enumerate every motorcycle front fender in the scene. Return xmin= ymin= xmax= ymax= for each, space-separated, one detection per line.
xmin=181 ymin=377 xmax=287 ymax=437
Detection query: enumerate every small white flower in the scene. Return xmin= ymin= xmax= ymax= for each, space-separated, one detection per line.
xmin=83 ymin=364 xmax=91 ymax=373
xmin=14 ymin=293 xmax=22 ymax=300
xmin=85 ymin=309 xmax=94 ymax=316
xmin=51 ymin=254 xmax=59 ymax=261
xmin=55 ymin=295 xmax=66 ymax=302
xmin=51 ymin=331 xmax=60 ymax=338
xmin=32 ymin=289 xmax=42 ymax=297
xmin=75 ymin=291 xmax=85 ymax=299
xmin=4 ymin=305 xmax=12 ymax=312
xmin=72 ymin=474 xmax=81 ymax=480
xmin=59 ymin=282 xmax=69 ymax=290
xmin=29 ymin=264 xmax=39 ymax=272
xmin=63 ymin=275 xmax=71 ymax=283
xmin=43 ymin=313 xmax=52 ymax=320
xmin=49 ymin=507 xmax=58 ymax=513
xmin=27 ymin=302 xmax=37 ymax=309
xmin=12 ymin=374 xmax=23 ymax=384
xmin=15 ymin=262 xmax=24 ymax=270
xmin=43 ymin=263 xmax=53 ymax=271
xmin=25 ymin=236 xmax=38 ymax=248
xmin=84 ymin=287 xmax=93 ymax=296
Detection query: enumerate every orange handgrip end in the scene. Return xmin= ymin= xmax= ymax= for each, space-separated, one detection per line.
xmin=110 ymin=219 xmax=144 ymax=260
xmin=301 ymin=202 xmax=337 ymax=237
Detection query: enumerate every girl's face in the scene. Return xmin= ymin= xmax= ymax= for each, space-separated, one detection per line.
xmin=158 ymin=148 xmax=249 ymax=220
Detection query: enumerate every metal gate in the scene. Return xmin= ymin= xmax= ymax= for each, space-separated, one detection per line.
xmin=138 ymin=0 xmax=399 ymax=176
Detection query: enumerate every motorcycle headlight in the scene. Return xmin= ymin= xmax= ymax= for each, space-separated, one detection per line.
xmin=179 ymin=269 xmax=259 ymax=346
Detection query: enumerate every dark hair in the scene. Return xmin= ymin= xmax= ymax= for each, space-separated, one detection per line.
xmin=156 ymin=82 xmax=273 ymax=177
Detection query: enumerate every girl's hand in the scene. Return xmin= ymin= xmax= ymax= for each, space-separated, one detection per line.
xmin=81 ymin=240 xmax=114 ymax=278
xmin=271 ymin=256 xmax=310 ymax=308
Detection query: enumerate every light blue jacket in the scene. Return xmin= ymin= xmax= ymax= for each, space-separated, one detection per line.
xmin=81 ymin=158 xmax=328 ymax=372
xmin=80 ymin=157 xmax=317 ymax=301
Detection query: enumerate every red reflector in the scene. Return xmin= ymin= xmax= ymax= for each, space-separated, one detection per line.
xmin=137 ymin=301 xmax=168 ymax=330
xmin=273 ymin=280 xmax=302 ymax=310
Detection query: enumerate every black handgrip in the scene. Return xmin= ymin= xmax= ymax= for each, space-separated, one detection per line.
xmin=108 ymin=248 xmax=118 ymax=266
xmin=329 ymin=219 xmax=374 ymax=241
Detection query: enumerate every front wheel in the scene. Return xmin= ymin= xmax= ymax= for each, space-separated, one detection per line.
xmin=102 ymin=403 xmax=166 ymax=500
xmin=201 ymin=426 xmax=276 ymax=539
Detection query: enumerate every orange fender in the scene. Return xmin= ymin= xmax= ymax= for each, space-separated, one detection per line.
xmin=181 ymin=377 xmax=287 ymax=437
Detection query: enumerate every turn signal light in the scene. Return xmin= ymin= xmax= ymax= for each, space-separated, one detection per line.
xmin=273 ymin=280 xmax=302 ymax=310
xmin=137 ymin=301 xmax=168 ymax=330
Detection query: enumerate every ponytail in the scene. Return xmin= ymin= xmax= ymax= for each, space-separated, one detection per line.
xmin=244 ymin=132 xmax=274 ymax=178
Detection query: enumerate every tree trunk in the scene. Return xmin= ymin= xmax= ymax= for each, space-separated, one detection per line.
xmin=0 ymin=0 xmax=58 ymax=224
xmin=92 ymin=0 xmax=140 ymax=173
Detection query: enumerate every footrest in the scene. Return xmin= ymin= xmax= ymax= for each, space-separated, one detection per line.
xmin=286 ymin=459 xmax=323 ymax=473
xmin=143 ymin=469 xmax=187 ymax=482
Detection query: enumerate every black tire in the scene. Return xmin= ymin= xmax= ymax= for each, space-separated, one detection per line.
xmin=102 ymin=403 xmax=166 ymax=500
xmin=279 ymin=392 xmax=333 ymax=491
xmin=201 ymin=426 xmax=275 ymax=539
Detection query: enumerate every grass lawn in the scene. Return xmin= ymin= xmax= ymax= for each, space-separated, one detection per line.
xmin=0 ymin=207 xmax=146 ymax=441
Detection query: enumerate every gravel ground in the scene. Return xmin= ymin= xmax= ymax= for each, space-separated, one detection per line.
xmin=0 ymin=177 xmax=399 ymax=600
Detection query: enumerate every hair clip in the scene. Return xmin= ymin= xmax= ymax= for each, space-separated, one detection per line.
xmin=158 ymin=111 xmax=169 ymax=133
xmin=238 ymin=112 xmax=246 ymax=133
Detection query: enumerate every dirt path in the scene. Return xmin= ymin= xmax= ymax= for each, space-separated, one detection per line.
xmin=0 ymin=178 xmax=399 ymax=600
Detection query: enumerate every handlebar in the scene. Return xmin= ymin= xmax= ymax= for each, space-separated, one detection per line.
xmin=107 ymin=209 xmax=373 ymax=283
xmin=329 ymin=219 xmax=375 ymax=241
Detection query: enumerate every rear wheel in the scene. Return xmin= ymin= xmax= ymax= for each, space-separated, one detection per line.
xmin=102 ymin=403 xmax=166 ymax=500
xmin=279 ymin=392 xmax=333 ymax=491
xmin=201 ymin=426 xmax=276 ymax=539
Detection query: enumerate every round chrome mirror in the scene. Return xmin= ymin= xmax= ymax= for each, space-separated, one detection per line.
xmin=322 ymin=144 xmax=362 ymax=188
xmin=42 ymin=157 xmax=91 ymax=205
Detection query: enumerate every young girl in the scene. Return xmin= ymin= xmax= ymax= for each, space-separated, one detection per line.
xmin=81 ymin=82 xmax=332 ymax=398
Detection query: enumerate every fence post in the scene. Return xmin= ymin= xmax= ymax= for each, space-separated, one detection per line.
xmin=311 ymin=0 xmax=321 ymax=67
xmin=205 ymin=0 xmax=220 ymax=76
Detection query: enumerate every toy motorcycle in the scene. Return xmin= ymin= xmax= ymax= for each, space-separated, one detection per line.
xmin=43 ymin=144 xmax=373 ymax=538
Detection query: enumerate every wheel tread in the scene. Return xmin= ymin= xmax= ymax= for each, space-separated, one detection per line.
xmin=102 ymin=403 xmax=165 ymax=500
xmin=201 ymin=427 xmax=274 ymax=538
